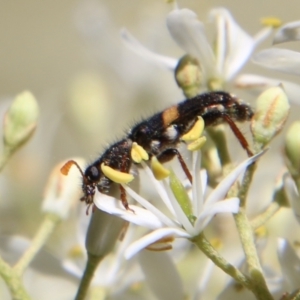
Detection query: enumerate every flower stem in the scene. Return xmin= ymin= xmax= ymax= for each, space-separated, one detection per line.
xmin=251 ymin=202 xmax=280 ymax=229
xmin=233 ymin=162 xmax=273 ymax=299
xmin=0 ymin=146 xmax=14 ymax=172
xmin=14 ymin=213 xmax=60 ymax=276
xmin=75 ymin=252 xmax=104 ymax=300
xmin=0 ymin=256 xmax=32 ymax=300
xmin=191 ymin=232 xmax=251 ymax=288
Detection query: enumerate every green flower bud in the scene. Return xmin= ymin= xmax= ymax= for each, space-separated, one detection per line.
xmin=285 ymin=121 xmax=300 ymax=176
xmin=3 ymin=91 xmax=39 ymax=151
xmin=251 ymin=86 xmax=289 ymax=150
xmin=175 ymin=55 xmax=202 ymax=98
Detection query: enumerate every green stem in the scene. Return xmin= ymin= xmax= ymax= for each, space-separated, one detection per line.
xmin=14 ymin=214 xmax=60 ymax=275
xmin=75 ymin=253 xmax=104 ymax=300
xmin=191 ymin=232 xmax=251 ymax=288
xmin=0 ymin=146 xmax=14 ymax=172
xmin=206 ymin=126 xmax=231 ymax=166
xmin=0 ymin=256 xmax=31 ymax=300
xmin=251 ymin=202 xmax=280 ymax=229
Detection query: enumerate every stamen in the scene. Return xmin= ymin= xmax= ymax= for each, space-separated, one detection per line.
xmin=101 ymin=163 xmax=134 ymax=184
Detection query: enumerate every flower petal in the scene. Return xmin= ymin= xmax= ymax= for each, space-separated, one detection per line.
xmin=94 ymin=192 xmax=165 ymax=229
xmin=120 ymin=28 xmax=177 ymax=70
xmin=205 ymin=151 xmax=265 ymax=207
xmin=166 ymin=8 xmax=216 ymax=77
xmin=253 ymin=49 xmax=300 ymax=76
xmin=125 ymin=227 xmax=190 ymax=259
xmin=194 ymin=198 xmax=239 ymax=233
xmin=210 ymin=8 xmax=255 ymax=80
xmin=277 ymin=238 xmax=300 ymax=290
xmin=139 ymin=251 xmax=185 ymax=300
xmin=273 ymin=21 xmax=300 ymax=44
xmin=235 ymin=74 xmax=300 ymax=105
xmin=283 ymin=174 xmax=300 ymax=224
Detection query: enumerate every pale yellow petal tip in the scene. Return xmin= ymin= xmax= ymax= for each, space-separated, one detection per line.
xmin=181 ymin=117 xmax=205 ymax=142
xmin=101 ymin=163 xmax=134 ymax=184
xmin=261 ymin=17 xmax=282 ymax=28
xmin=151 ymin=156 xmax=170 ymax=180
xmin=131 ymin=142 xmax=149 ymax=163
xmin=187 ymin=136 xmax=207 ymax=151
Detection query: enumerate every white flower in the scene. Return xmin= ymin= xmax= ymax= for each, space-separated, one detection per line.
xmin=121 ymin=7 xmax=271 ymax=91
xmin=237 ymin=20 xmax=300 ymax=104
xmin=277 ymin=238 xmax=300 ymax=292
xmin=95 ymin=151 xmax=264 ymax=259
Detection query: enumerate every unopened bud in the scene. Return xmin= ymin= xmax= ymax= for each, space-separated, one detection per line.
xmin=42 ymin=158 xmax=84 ymax=219
xmin=3 ymin=91 xmax=39 ymax=151
xmin=175 ymin=55 xmax=202 ymax=98
xmin=251 ymin=86 xmax=289 ymax=150
xmin=85 ymin=208 xmax=125 ymax=257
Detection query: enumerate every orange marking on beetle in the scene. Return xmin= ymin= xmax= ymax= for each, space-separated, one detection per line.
xmin=162 ymin=105 xmax=179 ymax=127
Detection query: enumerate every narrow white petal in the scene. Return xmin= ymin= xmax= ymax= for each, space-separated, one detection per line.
xmin=122 ymin=185 xmax=179 ymax=228
xmin=194 ymin=198 xmax=239 ymax=233
xmin=166 ymin=8 xmax=216 ymax=76
xmin=139 ymin=251 xmax=185 ymax=300
xmin=283 ymin=174 xmax=300 ymax=223
xmin=253 ymin=49 xmax=300 ymax=76
xmin=162 ymin=182 xmax=196 ymax=235
xmin=277 ymin=238 xmax=300 ymax=290
xmin=125 ymin=228 xmax=190 ymax=259
xmin=210 ymin=8 xmax=255 ymax=80
xmin=274 ymin=21 xmax=300 ymax=44
xmin=120 ymin=28 xmax=177 ymax=70
xmin=192 ymin=150 xmax=203 ymax=214
xmin=94 ymin=192 xmax=164 ymax=229
xmin=253 ymin=27 xmax=273 ymax=46
xmin=235 ymin=74 xmax=300 ymax=105
xmin=205 ymin=151 xmax=265 ymax=207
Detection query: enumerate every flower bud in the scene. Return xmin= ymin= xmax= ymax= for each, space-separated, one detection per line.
xmin=42 ymin=158 xmax=84 ymax=219
xmin=3 ymin=91 xmax=39 ymax=151
xmin=175 ymin=55 xmax=202 ymax=98
xmin=85 ymin=207 xmax=125 ymax=257
xmin=251 ymin=86 xmax=289 ymax=149
xmin=285 ymin=121 xmax=300 ymax=176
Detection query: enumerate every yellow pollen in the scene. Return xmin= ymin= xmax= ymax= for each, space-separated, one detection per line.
xmin=101 ymin=163 xmax=134 ymax=184
xmin=181 ymin=116 xmax=205 ymax=141
xmin=131 ymin=142 xmax=149 ymax=163
xmin=187 ymin=136 xmax=207 ymax=151
xmin=151 ymin=156 xmax=170 ymax=180
xmin=261 ymin=17 xmax=282 ymax=28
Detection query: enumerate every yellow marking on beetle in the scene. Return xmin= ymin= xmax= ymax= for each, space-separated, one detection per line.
xmin=101 ymin=163 xmax=134 ymax=184
xmin=151 ymin=156 xmax=170 ymax=180
xmin=187 ymin=136 xmax=207 ymax=151
xmin=131 ymin=142 xmax=149 ymax=163
xmin=162 ymin=105 xmax=179 ymax=127
xmin=181 ymin=116 xmax=205 ymax=141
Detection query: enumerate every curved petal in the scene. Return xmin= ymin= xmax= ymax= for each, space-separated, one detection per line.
xmin=277 ymin=238 xmax=300 ymax=290
xmin=166 ymin=8 xmax=216 ymax=77
xmin=94 ymin=192 xmax=165 ymax=229
xmin=283 ymin=174 xmax=300 ymax=224
xmin=194 ymin=198 xmax=239 ymax=233
xmin=139 ymin=251 xmax=185 ymax=300
xmin=205 ymin=151 xmax=265 ymax=207
xmin=253 ymin=48 xmax=300 ymax=76
xmin=125 ymin=227 xmax=190 ymax=259
xmin=210 ymin=8 xmax=255 ymax=80
xmin=235 ymin=74 xmax=300 ymax=104
xmin=274 ymin=21 xmax=300 ymax=44
xmin=120 ymin=28 xmax=177 ymax=70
